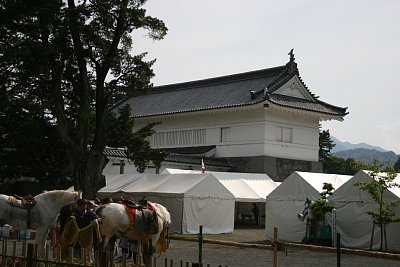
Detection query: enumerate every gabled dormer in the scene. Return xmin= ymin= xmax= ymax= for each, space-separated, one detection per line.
xmin=273 ymin=76 xmax=315 ymax=102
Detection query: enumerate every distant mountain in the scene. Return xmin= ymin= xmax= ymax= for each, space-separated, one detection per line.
xmin=331 ymin=136 xmax=388 ymax=153
xmin=330 ymin=136 xmax=399 ymax=164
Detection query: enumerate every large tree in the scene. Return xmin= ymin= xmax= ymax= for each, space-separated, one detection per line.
xmin=0 ymin=0 xmax=167 ymax=197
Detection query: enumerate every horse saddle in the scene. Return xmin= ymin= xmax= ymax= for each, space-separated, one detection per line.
xmin=8 ymin=194 xmax=37 ymax=209
xmin=8 ymin=194 xmax=37 ymax=229
xmin=122 ymin=198 xmax=158 ymax=235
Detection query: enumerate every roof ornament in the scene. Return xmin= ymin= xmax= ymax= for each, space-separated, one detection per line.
xmin=263 ymin=86 xmax=268 ymax=96
xmin=287 ymin=48 xmax=298 ymax=75
xmin=249 ymin=90 xmax=256 ymax=99
xmin=288 ymin=48 xmax=295 ymax=62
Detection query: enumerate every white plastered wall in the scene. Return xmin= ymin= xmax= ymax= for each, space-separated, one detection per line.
xmin=134 ymin=104 xmax=321 ymax=162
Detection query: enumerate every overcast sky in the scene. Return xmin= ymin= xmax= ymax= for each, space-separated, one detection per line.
xmin=132 ymin=0 xmax=400 ymax=154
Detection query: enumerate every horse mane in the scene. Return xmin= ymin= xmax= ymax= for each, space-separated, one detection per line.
xmin=35 ymin=190 xmax=77 ymax=206
xmin=36 ymin=190 xmax=75 ymax=198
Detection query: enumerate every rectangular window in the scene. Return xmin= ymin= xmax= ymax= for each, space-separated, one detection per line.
xmin=150 ymin=129 xmax=206 ymax=147
xmin=220 ymin=127 xmax=231 ymax=142
xmin=276 ymin=126 xmax=292 ymax=143
xmin=283 ymin=127 xmax=292 ymax=143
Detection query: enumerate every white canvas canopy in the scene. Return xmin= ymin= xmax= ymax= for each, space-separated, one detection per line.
xmin=163 ymin=169 xmax=278 ymax=226
xmin=265 ymin=171 xmax=351 ymax=242
xmin=96 ymin=173 xmax=235 ymax=234
xmin=98 ymin=173 xmax=145 ymax=193
xmin=328 ymin=170 xmax=400 ymax=252
xmin=162 ymin=169 xmax=277 ymax=202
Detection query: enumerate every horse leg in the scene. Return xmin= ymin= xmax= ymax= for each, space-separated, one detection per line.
xmin=136 ymin=240 xmax=142 ymax=266
xmin=35 ymin=227 xmax=51 ymax=258
xmin=142 ymin=239 xmax=154 ymax=267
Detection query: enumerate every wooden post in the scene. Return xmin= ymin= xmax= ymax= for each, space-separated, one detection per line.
xmin=45 ymin=244 xmax=50 ymax=267
xmin=82 ymin=248 xmax=87 ymax=266
xmin=68 ymin=247 xmax=74 ymax=265
xmin=2 ymin=239 xmax=7 ymax=267
xmin=122 ymin=252 xmax=127 ymax=267
xmin=198 ymin=225 xmax=203 ymax=264
xmin=26 ymin=243 xmax=34 ymax=267
xmin=2 ymin=239 xmax=6 ymax=257
xmin=94 ymin=249 xmax=100 ymax=267
xmin=370 ymin=222 xmax=375 ymax=250
xmin=56 ymin=246 xmax=61 ymax=262
xmin=336 ymin=233 xmax=341 ymax=267
xmin=22 ymin=242 xmax=27 ymax=267
xmin=12 ymin=241 xmax=17 ymax=267
xmin=273 ymin=226 xmax=278 ymax=267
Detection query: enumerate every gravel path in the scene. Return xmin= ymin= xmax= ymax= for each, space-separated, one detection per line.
xmin=155 ymin=240 xmax=400 ymax=267
xmin=154 ymin=229 xmax=400 ymax=267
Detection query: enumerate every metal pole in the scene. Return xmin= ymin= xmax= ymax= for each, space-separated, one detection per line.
xmin=336 ymin=233 xmax=341 ymax=267
xmin=198 ymin=225 xmax=203 ymax=264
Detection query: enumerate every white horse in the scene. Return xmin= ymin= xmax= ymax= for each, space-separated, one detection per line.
xmin=0 ymin=190 xmax=79 ymax=256
xmin=97 ymin=202 xmax=171 ymax=263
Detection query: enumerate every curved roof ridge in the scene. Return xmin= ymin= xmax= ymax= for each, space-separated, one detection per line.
xmin=150 ymin=65 xmax=287 ymax=94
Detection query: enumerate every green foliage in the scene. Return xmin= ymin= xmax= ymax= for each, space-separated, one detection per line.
xmin=0 ymin=0 xmax=168 ymax=197
xmin=322 ymin=155 xmax=361 ymax=175
xmin=394 ymin=156 xmax=400 ymax=171
xmin=355 ymin=159 xmax=400 ymax=225
xmin=0 ymin=89 xmax=68 ymax=182
xmin=319 ymin=129 xmax=362 ymax=175
xmin=106 ymin=105 xmax=168 ymax=173
xmin=309 ymin=183 xmax=335 ymax=224
xmin=319 ymin=129 xmax=335 ymax=161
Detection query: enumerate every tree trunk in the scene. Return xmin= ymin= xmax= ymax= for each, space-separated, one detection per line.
xmin=72 ymin=150 xmax=107 ymax=198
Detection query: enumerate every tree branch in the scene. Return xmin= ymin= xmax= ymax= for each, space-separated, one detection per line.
xmin=67 ymin=0 xmax=91 ymax=148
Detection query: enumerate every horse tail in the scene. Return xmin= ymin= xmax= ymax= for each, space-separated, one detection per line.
xmin=155 ymin=224 xmax=169 ymax=253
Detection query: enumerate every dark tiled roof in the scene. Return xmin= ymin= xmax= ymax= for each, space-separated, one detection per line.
xmin=162 ymin=145 xmax=216 ymax=155
xmin=103 ymin=147 xmax=231 ymax=168
xmin=267 ymin=95 xmax=348 ymax=116
xmin=112 ymin=55 xmax=347 ymax=118
xmin=166 ymin=155 xmax=232 ymax=168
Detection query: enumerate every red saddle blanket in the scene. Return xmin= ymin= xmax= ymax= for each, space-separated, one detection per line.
xmin=123 ymin=202 xmax=158 ymax=235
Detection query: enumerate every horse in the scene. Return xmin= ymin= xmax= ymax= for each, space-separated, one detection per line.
xmin=0 ymin=190 xmax=79 ymax=257
xmin=96 ymin=201 xmax=171 ymax=264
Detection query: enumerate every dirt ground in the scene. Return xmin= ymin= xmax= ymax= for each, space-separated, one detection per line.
xmin=154 ymin=229 xmax=400 ymax=267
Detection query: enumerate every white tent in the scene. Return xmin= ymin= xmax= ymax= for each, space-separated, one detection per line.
xmin=265 ymin=171 xmax=351 ymax=242
xmin=328 ymin=170 xmax=400 ymax=252
xmin=162 ymin=169 xmax=277 ymax=202
xmin=162 ymin=169 xmax=278 ymax=226
xmin=96 ymin=173 xmax=235 ymax=234
xmin=98 ymin=173 xmax=145 ymax=193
